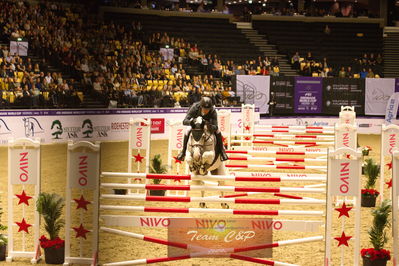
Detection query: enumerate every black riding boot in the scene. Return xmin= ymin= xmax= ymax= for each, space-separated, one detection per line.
xmin=176 ymin=133 xmax=189 ymax=161
xmin=216 ymin=132 xmax=229 ymax=161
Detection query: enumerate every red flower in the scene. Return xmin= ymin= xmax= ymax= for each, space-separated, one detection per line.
xmin=361 ymin=248 xmax=390 ymax=261
xmin=361 ymin=189 xmax=380 ymax=196
xmin=39 ymin=235 xmax=65 ymax=249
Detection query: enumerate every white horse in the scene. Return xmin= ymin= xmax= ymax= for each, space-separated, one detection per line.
xmin=186 ymin=116 xmax=228 ymax=208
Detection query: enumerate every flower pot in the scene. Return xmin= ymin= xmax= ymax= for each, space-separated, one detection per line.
xmin=149 ymin=190 xmax=166 ymax=196
xmin=0 ymin=245 xmax=6 ymax=261
xmin=362 ymin=257 xmax=388 ymax=266
xmin=113 ymin=189 xmax=127 ymax=195
xmin=362 ymin=150 xmax=370 ymax=156
xmin=361 ymin=195 xmax=377 ymax=207
xmin=44 ymin=246 xmax=65 ymax=264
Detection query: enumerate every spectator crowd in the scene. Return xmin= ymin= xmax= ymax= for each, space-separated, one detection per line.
xmin=0 ymin=0 xmax=385 ymax=109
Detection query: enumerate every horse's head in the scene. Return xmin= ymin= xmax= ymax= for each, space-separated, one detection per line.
xmin=187 ymin=117 xmax=215 ymax=176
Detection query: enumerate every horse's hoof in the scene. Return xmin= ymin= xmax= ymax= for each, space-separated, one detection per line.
xmin=200 ymin=202 xmax=206 ymax=208
xmin=221 ymin=203 xmax=229 ymax=209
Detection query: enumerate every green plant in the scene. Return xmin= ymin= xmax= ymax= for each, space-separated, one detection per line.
xmin=361 ymin=200 xmax=392 ymax=261
xmin=0 ymin=197 xmax=7 ymax=247
xmin=369 ymin=200 xmax=392 ymax=250
xmin=36 ymin=193 xmax=65 ymax=240
xmin=150 ymin=154 xmax=167 ymax=184
xmin=364 ymin=158 xmax=380 ymax=189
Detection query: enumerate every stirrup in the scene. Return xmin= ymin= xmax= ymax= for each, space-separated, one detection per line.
xmin=176 ymin=152 xmax=185 ymax=161
xmin=220 ymin=152 xmax=229 ymax=162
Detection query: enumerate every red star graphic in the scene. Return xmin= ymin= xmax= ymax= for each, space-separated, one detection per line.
xmin=16 ymin=218 xmax=32 ymax=233
xmin=73 ymin=224 xmax=90 ymax=239
xmin=244 ymin=125 xmax=251 ymax=131
xmin=133 ymin=153 xmax=145 ymax=163
xmin=222 ymin=136 xmax=227 ymax=143
xmin=173 ymin=156 xmax=182 ymax=164
xmin=74 ymin=195 xmax=91 ymax=211
xmin=244 ymin=137 xmax=251 ymax=140
xmin=386 ymin=160 xmax=393 ymax=170
xmin=335 ymin=202 xmax=353 ymax=218
xmin=15 ymin=190 xmax=32 ymax=206
xmin=386 ymin=179 xmax=393 ymax=189
xmin=334 ymin=231 xmax=352 ymax=247
xmin=345 ymin=154 xmax=351 ymax=159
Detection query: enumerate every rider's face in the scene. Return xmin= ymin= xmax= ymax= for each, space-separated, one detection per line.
xmin=201 ymin=108 xmax=210 ymax=115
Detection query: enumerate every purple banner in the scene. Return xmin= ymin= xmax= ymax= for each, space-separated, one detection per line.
xmin=294 ymin=77 xmax=323 ymax=114
xmin=396 ymin=78 xmax=399 ymax=92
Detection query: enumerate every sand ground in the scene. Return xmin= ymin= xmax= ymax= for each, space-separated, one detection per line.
xmin=0 ymin=134 xmax=394 ymax=265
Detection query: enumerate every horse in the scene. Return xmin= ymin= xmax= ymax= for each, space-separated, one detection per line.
xmin=185 ymin=116 xmax=229 ymax=208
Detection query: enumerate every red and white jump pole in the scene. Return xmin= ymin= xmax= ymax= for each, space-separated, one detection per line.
xmin=225 ymin=164 xmax=327 ymax=171
xmin=102 ymin=172 xmax=326 ymax=182
xmin=100 ymin=183 xmax=325 ymax=194
xmin=235 ymin=133 xmax=334 ymax=140
xmin=255 ymin=125 xmax=334 ymax=130
xmin=102 ymin=226 xmax=315 ymax=266
xmin=99 ymin=205 xmax=324 ymax=216
xmin=227 ymin=156 xmax=326 ymax=163
xmin=231 ymin=140 xmax=334 ymax=146
xmin=100 ymin=194 xmax=326 ymax=205
xmin=226 ymin=149 xmax=327 ymax=156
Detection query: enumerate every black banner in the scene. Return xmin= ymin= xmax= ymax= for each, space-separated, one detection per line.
xmin=322 ymin=78 xmax=365 ymax=115
xmin=270 ymin=76 xmax=294 ymax=114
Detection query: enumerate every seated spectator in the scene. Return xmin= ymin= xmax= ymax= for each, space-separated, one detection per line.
xmin=359 ymin=68 xmax=368 ymax=78
xmin=291 ymin=52 xmax=301 ymax=69
xmin=338 ymin=67 xmax=346 ymax=78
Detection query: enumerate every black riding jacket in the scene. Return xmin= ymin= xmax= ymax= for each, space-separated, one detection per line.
xmin=183 ymin=102 xmax=218 ymax=133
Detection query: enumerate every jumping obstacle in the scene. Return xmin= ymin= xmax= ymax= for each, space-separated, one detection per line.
xmin=64 ymin=141 xmax=100 ymax=265
xmin=100 ymin=183 xmax=325 ymax=193
xmin=380 ymin=124 xmax=399 ymax=201
xmin=237 ymin=133 xmax=334 ymax=140
xmin=101 ymin=172 xmax=326 ymax=182
xmin=225 ymin=164 xmax=327 ymax=170
xmin=100 ymin=146 xmax=363 ymax=265
xmin=226 ymin=149 xmax=326 ymax=156
xmin=227 ymin=156 xmax=326 ymax=163
xmin=99 ymin=205 xmax=324 ymax=216
xmin=230 ymin=139 xmax=335 ymax=146
xmin=7 ymin=138 xmax=41 ymax=263
xmin=100 ymin=194 xmax=325 ymax=205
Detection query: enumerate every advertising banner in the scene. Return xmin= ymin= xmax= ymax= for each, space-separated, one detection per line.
xmin=9 ymin=148 xmax=39 ymax=185
xmin=365 ymin=78 xmax=395 ymax=115
xmin=236 ymin=75 xmax=270 ymax=114
xmin=168 ymin=218 xmax=272 ymax=257
xmin=270 ymin=76 xmax=294 ymax=114
xmin=330 ymin=159 xmax=360 ymax=196
xmin=322 ymin=78 xmax=365 ymax=115
xmin=68 ymin=152 xmax=99 ymax=189
xmin=0 ymin=108 xmax=250 ymax=145
xmin=294 ymin=77 xmax=323 ymax=114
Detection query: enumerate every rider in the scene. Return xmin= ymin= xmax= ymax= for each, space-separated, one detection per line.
xmin=176 ymin=96 xmax=229 ymax=162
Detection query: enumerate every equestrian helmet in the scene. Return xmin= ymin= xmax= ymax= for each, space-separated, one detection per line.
xmin=199 ymin=97 xmax=213 ymax=110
